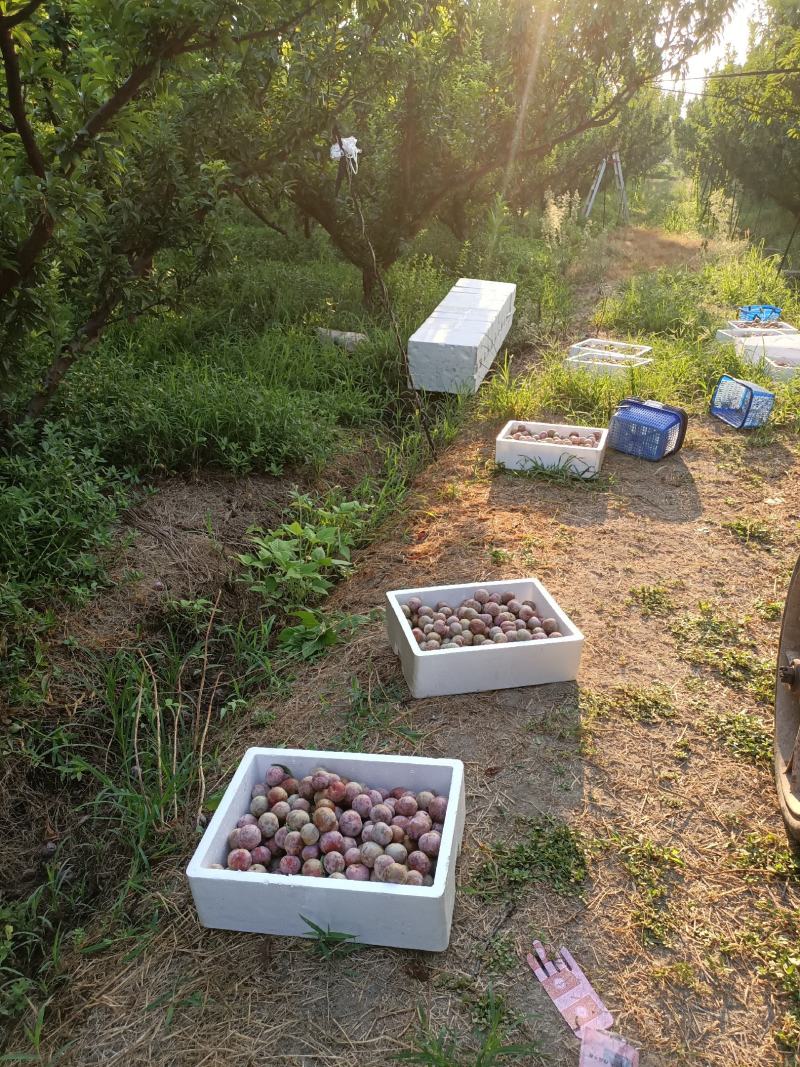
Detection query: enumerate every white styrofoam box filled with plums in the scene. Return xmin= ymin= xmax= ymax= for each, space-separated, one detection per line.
xmin=495 ymin=419 xmax=608 ymax=479
xmin=736 ymin=332 xmax=800 ymax=372
xmin=408 ymin=277 xmax=516 ymax=394
xmin=715 ymin=320 xmax=798 ymax=343
xmin=187 ymin=748 xmax=466 ymax=951
xmin=385 ymin=579 xmax=584 ymax=698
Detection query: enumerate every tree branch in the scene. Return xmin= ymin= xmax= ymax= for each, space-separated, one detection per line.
xmin=236 ymin=191 xmax=289 ymax=236
xmin=0 ymin=0 xmax=45 ymax=29
xmin=0 ymin=25 xmax=46 ymax=177
xmin=179 ymin=0 xmax=323 ymax=54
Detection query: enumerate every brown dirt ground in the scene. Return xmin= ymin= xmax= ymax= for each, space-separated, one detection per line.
xmin=18 ymin=228 xmax=800 ymax=1067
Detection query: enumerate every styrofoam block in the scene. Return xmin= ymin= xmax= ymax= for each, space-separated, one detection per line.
xmin=409 ymin=279 xmax=515 ymax=393
xmin=565 ymin=352 xmax=652 ymax=377
xmin=718 ymin=320 xmax=798 ymax=341
xmin=187 ymin=748 xmax=466 ymax=951
xmin=385 ymin=579 xmax=583 ymax=698
xmin=764 ymin=355 xmax=800 ymax=382
xmin=568 ymin=337 xmax=652 ymax=359
xmin=495 ymin=420 xmax=608 ymax=479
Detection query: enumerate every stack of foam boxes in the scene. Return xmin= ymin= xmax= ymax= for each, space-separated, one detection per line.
xmin=408 ymin=278 xmax=516 ymax=394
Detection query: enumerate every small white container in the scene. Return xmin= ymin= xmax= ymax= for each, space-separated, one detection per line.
xmin=764 ymin=354 xmax=800 ymax=382
xmin=715 ymin=320 xmax=798 ymax=343
xmin=495 ymin=420 xmax=608 ymax=479
xmin=565 ymin=351 xmax=653 ymax=377
xmin=385 ymin=579 xmax=583 ymax=699
xmin=187 ymin=748 xmax=466 ymax=951
xmin=568 ymin=337 xmax=653 ymax=359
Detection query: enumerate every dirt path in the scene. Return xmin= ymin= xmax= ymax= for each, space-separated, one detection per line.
xmin=37 ymin=229 xmax=800 ymax=1067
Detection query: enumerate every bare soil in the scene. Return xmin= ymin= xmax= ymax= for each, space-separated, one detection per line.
xmin=23 ymin=229 xmax=800 ymax=1066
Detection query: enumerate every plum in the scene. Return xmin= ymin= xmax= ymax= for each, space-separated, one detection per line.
xmin=324 ymin=851 xmax=346 ymax=875
xmin=289 ymin=797 xmax=311 ymax=812
xmin=373 ymin=854 xmax=395 ymax=880
xmin=407 ymin=851 xmax=431 ymax=876
xmin=385 ymin=843 xmax=408 ymax=864
xmin=300 ymin=822 xmax=320 ymax=845
xmin=345 ymin=864 xmax=370 ymax=881
xmin=428 ymin=796 xmax=448 ymax=823
xmin=385 ymin=863 xmax=408 ymax=884
xmin=302 ymin=859 xmax=324 ymax=877
xmin=406 ymin=870 xmax=424 ymax=886
xmin=344 ymin=847 xmax=362 ymax=866
xmin=313 ymin=807 xmax=338 ymax=833
xmin=227 ymin=848 xmax=252 ymax=871
xmin=370 ymin=803 xmax=393 ymax=825
xmin=266 ymin=765 xmax=288 ymax=787
xmin=319 ymin=831 xmax=345 ymax=855
xmin=250 ymin=864 xmax=268 ymax=873
xmin=329 ymin=872 xmax=347 ymax=880
xmin=418 ymin=831 xmax=441 ymax=857
xmin=286 ymin=809 xmax=310 ymax=831
xmin=327 ymin=779 xmax=347 ymax=803
xmin=351 ymin=793 xmax=372 ymax=818
xmin=283 ymin=831 xmax=303 ymax=856
xmin=416 ymin=791 xmax=434 ymax=811
xmin=271 ymin=801 xmax=291 ymax=823
xmin=407 ymin=812 xmax=433 ymax=840
xmin=280 ymin=855 xmax=302 ymax=875
xmin=311 ymin=771 xmax=331 ymax=791
xmin=339 ymin=810 xmax=363 ymax=837
xmin=267 ymin=786 xmax=288 ymax=806
xmin=238 ymin=813 xmax=258 ymax=826
xmin=371 ymin=822 xmax=393 ymax=847
xmin=282 ymin=777 xmax=299 ymax=796
xmin=236 ymin=824 xmax=261 ymax=851
xmin=395 ymin=795 xmax=418 ymax=818
xmin=301 ymin=844 xmax=321 ymax=861
xmin=344 ymin=781 xmax=363 ymax=804
xmin=360 ymin=842 xmax=384 ymax=868
xmin=298 ymin=776 xmax=315 ymax=799
xmin=250 ymin=796 xmax=269 ymax=818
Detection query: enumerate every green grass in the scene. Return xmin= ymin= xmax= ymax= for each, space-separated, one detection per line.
xmin=705 ymin=710 xmax=772 ymax=765
xmin=732 ymin=832 xmax=799 ymax=882
xmin=585 ymin=683 xmax=676 ymax=724
xmin=608 ymin=833 xmax=684 ymax=946
xmin=722 ymin=518 xmax=776 ymax=549
xmin=671 ymin=602 xmax=773 ymax=705
xmin=468 ymin=817 xmax=587 ymax=902
xmin=627 ymin=583 xmax=675 ymax=617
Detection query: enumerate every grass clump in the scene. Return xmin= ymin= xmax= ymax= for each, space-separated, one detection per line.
xmin=627 ymin=583 xmax=675 ymax=617
xmin=705 ymin=709 xmax=772 ymax=765
xmin=588 ymin=683 xmax=675 ymax=724
xmin=468 ymin=817 xmax=587 ymax=902
xmin=732 ymin=832 xmax=799 ymax=882
xmin=331 ymin=677 xmax=420 ymax=752
xmin=398 ymin=987 xmax=539 ymax=1067
xmin=671 ymin=602 xmax=773 ymax=705
xmin=722 ymin=518 xmax=776 ymax=549
xmin=609 ymin=833 xmax=683 ymax=946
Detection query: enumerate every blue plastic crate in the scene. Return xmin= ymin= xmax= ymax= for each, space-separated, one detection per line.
xmin=710 ymin=374 xmax=775 ymax=429
xmin=608 ymin=398 xmax=688 ymax=461
xmin=738 ymin=304 xmax=781 ymax=322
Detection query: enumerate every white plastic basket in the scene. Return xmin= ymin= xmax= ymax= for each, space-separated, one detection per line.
xmin=385 ymin=579 xmax=583 ymax=698
xmin=187 ymin=748 xmax=466 ymax=951
xmin=565 ymin=351 xmax=653 ymax=377
xmin=495 ymin=420 xmax=608 ymax=479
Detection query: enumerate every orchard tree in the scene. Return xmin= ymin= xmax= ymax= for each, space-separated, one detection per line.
xmin=0 ymin=0 xmax=335 ymax=417
xmin=680 ymin=0 xmax=800 ymax=222
xmin=228 ymin=0 xmax=733 ymax=298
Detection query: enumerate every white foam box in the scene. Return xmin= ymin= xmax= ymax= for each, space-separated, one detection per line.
xmin=495 ymin=420 xmax=608 ymax=479
xmin=568 ymin=337 xmax=652 ymax=359
xmin=186 ymin=747 xmax=466 ymax=951
xmin=385 ymin=579 xmax=583 ymax=698
xmin=565 ymin=352 xmax=652 ymax=378
xmin=715 ymin=320 xmax=798 ymax=342
xmin=408 ymin=278 xmax=516 ymax=394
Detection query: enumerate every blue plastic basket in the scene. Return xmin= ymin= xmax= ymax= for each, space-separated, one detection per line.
xmin=608 ymin=398 xmax=688 ymax=461
xmin=738 ymin=304 xmax=781 ymax=322
xmin=710 ymin=374 xmax=775 ymax=429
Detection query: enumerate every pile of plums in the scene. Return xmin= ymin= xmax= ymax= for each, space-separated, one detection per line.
xmin=214 ymin=765 xmax=447 ymax=885
xmin=505 ymin=424 xmax=601 ymax=448
xmin=401 ymin=588 xmax=565 ymax=652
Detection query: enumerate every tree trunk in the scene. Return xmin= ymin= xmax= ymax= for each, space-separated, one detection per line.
xmin=362 ymin=262 xmax=380 ymax=305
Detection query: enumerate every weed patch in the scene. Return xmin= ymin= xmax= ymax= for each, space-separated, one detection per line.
xmin=468 ymin=817 xmax=587 ymax=902
xmin=705 ymin=709 xmax=772 ymax=765
xmin=608 ymin=833 xmax=684 ymax=945
xmin=627 ymin=583 xmax=675 ymax=617
xmin=587 ymin=683 xmax=675 ymax=724
xmin=731 ymin=832 xmax=799 ymax=882
xmin=723 ymin=518 xmax=776 ymax=549
xmin=330 ymin=677 xmax=421 ymax=752
xmin=671 ymin=602 xmax=773 ymax=704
